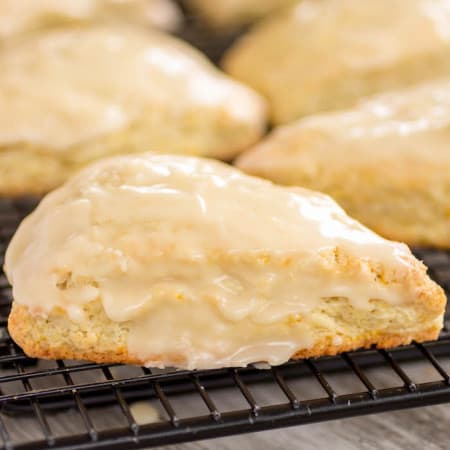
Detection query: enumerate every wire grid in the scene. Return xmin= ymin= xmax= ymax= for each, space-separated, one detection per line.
xmin=0 ymin=198 xmax=449 ymax=450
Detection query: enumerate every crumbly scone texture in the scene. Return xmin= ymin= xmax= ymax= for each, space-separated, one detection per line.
xmin=8 ymin=300 xmax=443 ymax=366
xmin=223 ymin=0 xmax=450 ymax=124
xmin=8 ymin=249 xmax=446 ymax=367
xmin=0 ymin=105 xmax=265 ymax=197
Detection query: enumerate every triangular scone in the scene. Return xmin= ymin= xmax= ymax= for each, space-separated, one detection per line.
xmin=0 ymin=26 xmax=266 ymax=197
xmin=222 ymin=0 xmax=450 ymax=124
xmin=0 ymin=0 xmax=182 ymax=39
xmin=5 ymin=154 xmax=445 ymax=369
xmin=236 ymin=79 xmax=450 ymax=249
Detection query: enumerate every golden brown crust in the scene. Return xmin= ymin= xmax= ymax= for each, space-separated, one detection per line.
xmin=6 ymin=209 xmax=446 ymax=368
xmin=8 ymin=299 xmax=443 ymax=366
xmin=8 ymin=303 xmax=138 ymax=365
xmin=291 ymin=326 xmax=441 ymax=359
xmin=7 ymin=244 xmax=446 ymax=367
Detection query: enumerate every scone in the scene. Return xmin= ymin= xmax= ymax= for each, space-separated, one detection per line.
xmin=184 ymin=0 xmax=296 ymax=29
xmin=5 ymin=154 xmax=445 ymax=369
xmin=236 ymin=79 xmax=450 ymax=249
xmin=223 ymin=0 xmax=450 ymax=124
xmin=0 ymin=26 xmax=267 ymax=197
xmin=0 ymin=0 xmax=182 ymax=39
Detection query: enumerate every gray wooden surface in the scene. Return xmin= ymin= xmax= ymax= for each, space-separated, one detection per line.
xmin=6 ymin=405 xmax=449 ymax=449
xmin=158 ymin=404 xmax=450 ymax=450
xmin=2 ymin=357 xmax=450 ymax=449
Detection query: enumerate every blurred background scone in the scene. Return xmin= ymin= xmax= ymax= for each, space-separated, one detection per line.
xmin=0 ymin=25 xmax=267 ymax=197
xmin=223 ymin=0 xmax=450 ymax=124
xmin=236 ymin=78 xmax=450 ymax=249
xmin=183 ymin=0 xmax=296 ymax=30
xmin=0 ymin=0 xmax=183 ymax=40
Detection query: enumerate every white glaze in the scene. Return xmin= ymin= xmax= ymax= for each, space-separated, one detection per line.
xmin=304 ymin=78 xmax=450 ymax=143
xmin=0 ymin=25 xmax=266 ymax=159
xmin=237 ymin=78 xmax=450 ymax=173
xmin=5 ymin=155 xmax=417 ymax=369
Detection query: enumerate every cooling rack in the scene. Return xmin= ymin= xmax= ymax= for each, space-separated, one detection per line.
xmin=1 ymin=4 xmax=450 ymax=448
xmin=0 ymin=198 xmax=449 ymax=450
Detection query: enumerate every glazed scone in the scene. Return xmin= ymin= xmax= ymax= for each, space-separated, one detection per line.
xmin=184 ymin=0 xmax=296 ymax=29
xmin=236 ymin=79 xmax=450 ymax=248
xmin=0 ymin=0 xmax=182 ymax=39
xmin=223 ymin=0 xmax=450 ymax=124
xmin=5 ymin=154 xmax=445 ymax=369
xmin=0 ymin=25 xmax=267 ymax=197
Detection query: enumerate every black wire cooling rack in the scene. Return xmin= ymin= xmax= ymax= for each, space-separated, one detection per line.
xmin=0 ymin=199 xmax=450 ymax=450
xmin=1 ymin=4 xmax=450 ymax=448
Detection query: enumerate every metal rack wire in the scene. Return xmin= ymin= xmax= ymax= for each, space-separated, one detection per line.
xmin=0 ymin=198 xmax=449 ymax=450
